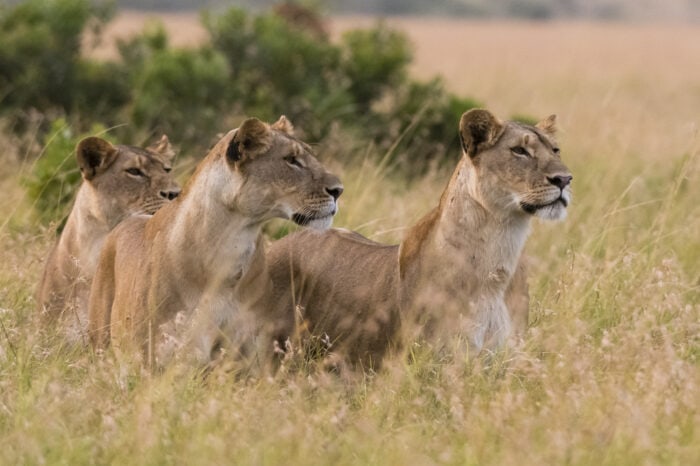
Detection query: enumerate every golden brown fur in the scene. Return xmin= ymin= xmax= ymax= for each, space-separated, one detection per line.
xmin=87 ymin=116 xmax=342 ymax=370
xmin=264 ymin=109 xmax=572 ymax=370
xmin=36 ymin=135 xmax=179 ymax=342
xmin=266 ymin=228 xmax=400 ymax=371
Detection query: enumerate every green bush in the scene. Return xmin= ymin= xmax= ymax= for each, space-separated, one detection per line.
xmin=509 ymin=113 xmax=539 ymax=126
xmin=23 ymin=118 xmax=114 ymax=224
xmin=73 ymin=60 xmax=130 ymax=118
xmin=369 ymin=79 xmax=481 ymax=174
xmin=117 ymin=19 xmax=169 ymax=64
xmin=340 ymin=25 xmax=412 ymax=112
xmin=119 ymin=23 xmax=231 ymax=144
xmin=0 ymin=0 xmax=118 ymax=121
xmin=202 ymin=6 xmax=467 ymax=174
xmin=5 ymin=1 xmax=484 ymax=178
xmin=132 ymin=46 xmax=229 ymax=143
xmin=203 ymin=7 xmax=350 ymax=140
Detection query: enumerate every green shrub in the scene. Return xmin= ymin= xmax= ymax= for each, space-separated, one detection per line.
xmin=23 ymin=118 xmax=113 ymax=224
xmin=117 ymin=19 xmax=169 ymax=65
xmin=119 ymin=23 xmax=231 ymax=144
xmin=509 ymin=113 xmax=539 ymax=126
xmin=0 ymin=0 xmax=117 ymax=121
xmin=202 ymin=6 xmax=471 ymax=174
xmin=5 ymin=2 xmax=484 ymax=176
xmin=203 ymin=7 xmax=350 ymax=140
xmin=73 ymin=60 xmax=130 ymax=118
xmin=132 ymin=46 xmax=229 ymax=142
xmin=366 ymin=79 xmax=481 ymax=174
xmin=340 ymin=25 xmax=412 ymax=112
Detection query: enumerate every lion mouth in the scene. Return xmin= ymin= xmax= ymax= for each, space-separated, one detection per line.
xmin=292 ymin=212 xmax=333 ymax=226
xmin=521 ymin=196 xmax=568 ymax=214
xmin=131 ymin=199 xmax=168 ymax=217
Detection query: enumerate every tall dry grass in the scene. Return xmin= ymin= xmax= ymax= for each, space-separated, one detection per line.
xmin=1 ymin=18 xmax=699 ymax=465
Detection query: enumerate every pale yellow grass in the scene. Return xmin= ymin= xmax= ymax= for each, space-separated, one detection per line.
xmin=2 ymin=15 xmax=699 ymax=466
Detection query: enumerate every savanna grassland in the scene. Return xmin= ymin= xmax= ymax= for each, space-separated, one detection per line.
xmin=1 ymin=15 xmax=699 ymax=465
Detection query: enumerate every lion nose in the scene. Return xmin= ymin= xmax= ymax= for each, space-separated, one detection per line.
xmin=326 ymin=185 xmax=343 ymax=201
xmin=160 ymin=188 xmax=181 ymax=200
xmin=547 ymin=175 xmax=572 ymax=189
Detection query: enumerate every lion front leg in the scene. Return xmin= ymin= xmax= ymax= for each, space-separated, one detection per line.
xmin=505 ymin=255 xmax=530 ymax=338
xmin=87 ymin=237 xmax=117 ymax=350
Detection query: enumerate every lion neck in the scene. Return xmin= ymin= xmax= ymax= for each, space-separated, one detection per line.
xmin=58 ymin=184 xmax=119 ymax=277
xmin=433 ymin=156 xmax=532 ymax=290
xmin=400 ymin=155 xmax=532 ymax=349
xmin=162 ymin=156 xmax=262 ymax=290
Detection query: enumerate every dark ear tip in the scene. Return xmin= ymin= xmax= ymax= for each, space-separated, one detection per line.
xmin=76 ymin=136 xmax=113 ymax=154
xmin=226 ymin=137 xmax=242 ymax=163
xmin=460 ymin=108 xmax=495 ymax=126
xmin=76 ymin=136 xmax=97 ymax=152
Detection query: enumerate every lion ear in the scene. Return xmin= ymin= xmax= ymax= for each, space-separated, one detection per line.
xmin=271 ymin=115 xmax=294 ymax=136
xmin=147 ymin=134 xmax=176 ymax=163
xmin=536 ymin=114 xmax=557 ymax=136
xmin=76 ymin=137 xmax=118 ymax=181
xmin=226 ymin=118 xmax=272 ymax=164
xmin=459 ymin=109 xmax=504 ymax=158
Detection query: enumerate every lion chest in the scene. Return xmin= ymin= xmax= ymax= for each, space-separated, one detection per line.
xmin=152 ymin=240 xmax=258 ymax=366
xmin=155 ymin=293 xmax=240 ymax=367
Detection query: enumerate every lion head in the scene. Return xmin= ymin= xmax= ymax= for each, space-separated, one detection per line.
xmin=76 ymin=135 xmax=181 ymax=226
xmin=217 ymin=115 xmax=343 ymax=229
xmin=459 ymin=109 xmax=572 ymax=221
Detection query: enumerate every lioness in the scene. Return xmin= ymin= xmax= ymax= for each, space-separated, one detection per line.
xmin=88 ymin=116 xmax=343 ymax=370
xmin=264 ymin=109 xmax=572 ymax=370
xmin=36 ymin=135 xmax=180 ymax=342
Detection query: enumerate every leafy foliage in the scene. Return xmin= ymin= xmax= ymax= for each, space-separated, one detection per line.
xmin=2 ymin=1 xmax=485 ymax=219
xmin=201 ymin=6 xmax=472 ymax=171
xmin=202 ymin=7 xmax=348 ymax=140
xmin=340 ymin=25 xmax=412 ymax=112
xmin=119 ymin=22 xmax=231 ymax=142
xmin=0 ymin=0 xmax=120 ymax=121
xmin=371 ymin=79 xmax=481 ymax=171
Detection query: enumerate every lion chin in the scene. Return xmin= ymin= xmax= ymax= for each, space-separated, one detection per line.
xmin=521 ymin=192 xmax=571 ymax=221
xmin=534 ymin=199 xmax=568 ymax=221
xmin=292 ymin=212 xmax=335 ymax=230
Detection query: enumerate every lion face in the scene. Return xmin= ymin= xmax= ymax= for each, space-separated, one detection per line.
xmin=76 ymin=135 xmax=181 ymax=226
xmin=460 ymin=110 xmax=572 ymax=221
xmin=224 ymin=116 xmax=343 ymax=229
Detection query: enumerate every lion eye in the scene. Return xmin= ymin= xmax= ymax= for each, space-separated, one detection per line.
xmin=164 ymin=167 xmax=172 ymax=173
xmin=125 ymin=167 xmax=146 ymax=177
xmin=511 ymin=146 xmax=531 ymax=158
xmin=284 ymin=155 xmax=304 ymax=168
xmin=552 ymin=147 xmax=561 ymax=155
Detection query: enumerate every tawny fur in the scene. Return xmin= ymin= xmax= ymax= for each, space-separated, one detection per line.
xmin=36 ymin=135 xmax=179 ymax=343
xmin=264 ymin=109 xmax=572 ymax=370
xmin=87 ymin=116 xmax=342 ymax=371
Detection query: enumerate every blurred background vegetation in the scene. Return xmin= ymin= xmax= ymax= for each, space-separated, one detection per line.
xmin=2 ymin=0 xmax=697 ymax=222
xmin=96 ymin=0 xmax=700 ymax=20
xmin=0 ymin=0 xmax=488 ymax=222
